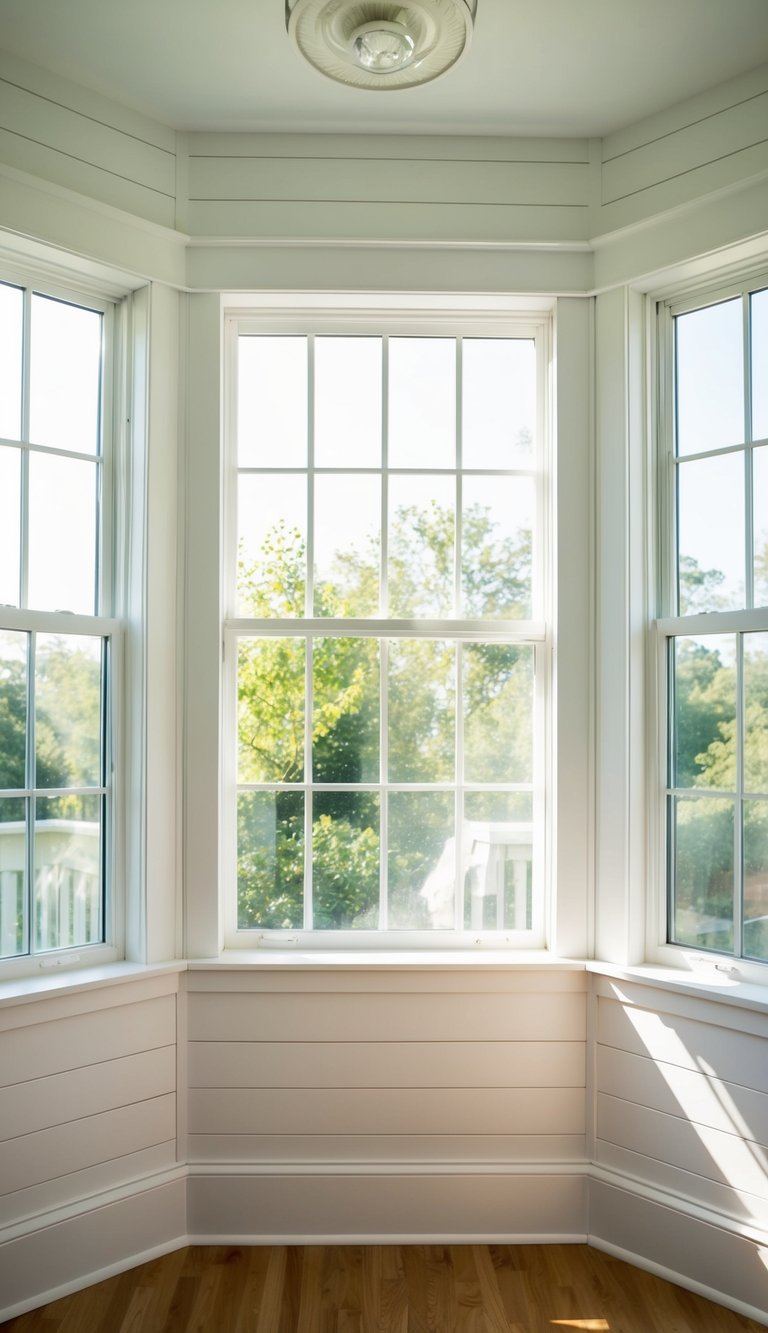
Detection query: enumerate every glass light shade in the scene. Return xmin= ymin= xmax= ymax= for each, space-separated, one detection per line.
xmin=352 ymin=21 xmax=415 ymax=72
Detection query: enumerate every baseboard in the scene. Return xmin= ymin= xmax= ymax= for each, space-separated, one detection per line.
xmin=589 ymin=1173 xmax=768 ymax=1327
xmin=0 ymin=1172 xmax=188 ymax=1322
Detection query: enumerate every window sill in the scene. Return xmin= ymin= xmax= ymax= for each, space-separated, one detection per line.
xmin=0 ymin=960 xmax=187 ymax=1011
xmin=587 ymin=959 xmax=768 ymax=1015
xmin=189 ymin=949 xmax=585 ymax=972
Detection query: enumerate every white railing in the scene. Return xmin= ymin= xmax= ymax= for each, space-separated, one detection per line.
xmin=0 ymin=820 xmax=100 ymax=957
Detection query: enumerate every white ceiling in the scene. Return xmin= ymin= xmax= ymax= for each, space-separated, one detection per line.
xmin=1 ymin=0 xmax=767 ymax=138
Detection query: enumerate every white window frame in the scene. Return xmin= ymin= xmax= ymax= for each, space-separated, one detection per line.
xmin=220 ymin=303 xmax=554 ymax=951
xmin=649 ymin=268 xmax=768 ymax=983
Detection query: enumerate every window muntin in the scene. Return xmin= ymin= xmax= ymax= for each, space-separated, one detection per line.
xmin=0 ymin=278 xmax=115 ymax=965
xmin=226 ymin=325 xmax=547 ymax=944
xmin=662 ymin=279 xmax=768 ymax=965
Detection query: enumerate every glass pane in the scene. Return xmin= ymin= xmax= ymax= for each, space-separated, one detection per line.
xmin=35 ymin=635 xmax=102 ymax=790
xmin=313 ymin=638 xmax=379 ymax=783
xmin=0 ymin=630 xmax=27 ymax=790
xmin=463 ymin=643 xmax=533 ymax=783
xmin=677 ymin=453 xmax=744 ymax=613
xmin=462 ymin=475 xmax=533 ymax=618
xmin=751 ymin=288 xmax=768 ymax=443
xmin=30 ymin=295 xmax=101 ymax=454
xmin=676 ymin=299 xmax=743 ymax=456
xmin=0 ymin=798 xmax=26 ymax=959
xmin=672 ymin=636 xmax=736 ymax=791
xmin=315 ymin=337 xmax=381 ymax=468
xmin=238 ymin=473 xmax=306 ymax=616
xmin=28 ymin=453 xmax=97 ymax=614
xmin=388 ymin=639 xmax=455 ymax=783
xmin=238 ymin=638 xmax=305 ymax=783
xmin=465 ymin=792 xmax=533 ymax=822
xmin=237 ymin=790 xmax=304 ymax=930
xmin=389 ymin=338 xmax=455 ymax=469
xmin=754 ymin=445 xmax=768 ymax=608
xmin=744 ymin=634 xmax=768 ymax=793
xmin=388 ymin=474 xmax=455 ymax=617
xmin=238 ymin=336 xmax=307 ymax=468
xmin=744 ymin=800 xmax=768 ymax=961
xmin=462 ymin=799 xmax=532 ymax=932
xmin=463 ymin=338 xmax=535 ymax=467
xmin=314 ymin=474 xmax=380 ymax=616
xmin=0 ymin=448 xmax=20 ymax=606
xmin=0 ymin=282 xmax=23 ymax=442
xmin=671 ymin=796 xmax=734 ymax=952
xmin=389 ymin=791 xmax=455 ymax=929
xmin=34 ymin=793 xmax=102 ymax=952
xmin=313 ymin=792 xmax=379 ymax=929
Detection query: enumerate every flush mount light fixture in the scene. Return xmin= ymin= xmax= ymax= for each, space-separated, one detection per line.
xmin=286 ymin=0 xmax=477 ymax=90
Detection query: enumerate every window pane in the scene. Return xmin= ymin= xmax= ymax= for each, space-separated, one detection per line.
xmin=671 ymin=795 xmax=734 ymax=952
xmin=34 ymin=793 xmax=102 ymax=952
xmin=755 ymin=445 xmax=768 ymax=608
xmin=463 ymin=338 xmax=535 ymax=467
xmin=315 ymin=337 xmax=381 ymax=468
xmin=237 ymin=790 xmax=304 ymax=930
xmin=388 ymin=639 xmax=455 ymax=782
xmin=0 ymin=797 xmax=26 ymax=958
xmin=238 ymin=336 xmax=307 ymax=468
xmin=389 ymin=790 xmax=455 ymax=929
xmin=28 ymin=453 xmax=97 ymax=614
xmin=0 ymin=448 xmax=20 ymax=606
xmin=389 ymin=338 xmax=455 ymax=469
xmin=314 ymin=474 xmax=380 ymax=616
xmin=238 ymin=473 xmax=306 ymax=616
xmin=462 ymin=804 xmax=532 ymax=931
xmin=464 ymin=643 xmax=533 ymax=783
xmin=672 ymin=636 xmax=736 ymax=791
xmin=35 ymin=635 xmax=102 ymax=790
xmin=0 ymin=630 xmax=27 ymax=790
xmin=752 ymin=289 xmax=768 ymax=443
xmin=30 ymin=295 xmax=101 ymax=454
xmin=744 ymin=801 xmax=768 ymax=961
xmin=313 ymin=792 xmax=379 ymax=929
xmin=677 ymin=453 xmax=744 ymax=613
xmin=676 ymin=299 xmax=744 ymax=456
xmin=313 ymin=638 xmax=379 ymax=783
xmin=388 ymin=474 xmax=455 ymax=617
xmin=462 ymin=475 xmax=533 ymax=618
xmin=744 ymin=634 xmax=768 ymax=794
xmin=238 ymin=638 xmax=305 ymax=783
xmin=0 ymin=283 xmax=23 ymax=442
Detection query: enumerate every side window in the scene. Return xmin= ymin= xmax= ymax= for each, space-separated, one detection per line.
xmin=662 ymin=282 xmax=768 ymax=964
xmin=0 ymin=278 xmax=116 ymax=965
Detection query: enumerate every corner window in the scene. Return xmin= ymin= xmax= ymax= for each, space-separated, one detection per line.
xmin=224 ymin=319 xmax=549 ymax=945
xmin=0 ymin=277 xmax=117 ymax=967
xmin=660 ymin=279 xmax=768 ymax=964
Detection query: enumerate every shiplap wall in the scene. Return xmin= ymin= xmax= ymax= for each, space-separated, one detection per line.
xmin=185 ymin=966 xmax=588 ymax=1239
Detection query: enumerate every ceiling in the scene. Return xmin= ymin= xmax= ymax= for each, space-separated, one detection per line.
xmin=1 ymin=0 xmax=767 ymax=138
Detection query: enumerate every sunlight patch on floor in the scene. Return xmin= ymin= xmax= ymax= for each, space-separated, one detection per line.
xmin=550 ymin=1322 xmax=610 ymax=1330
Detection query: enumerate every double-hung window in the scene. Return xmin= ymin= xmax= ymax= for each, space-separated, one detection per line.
xmin=0 ymin=275 xmax=117 ymax=970
xmin=660 ymin=276 xmax=768 ymax=965
xmin=224 ymin=314 xmax=549 ymax=946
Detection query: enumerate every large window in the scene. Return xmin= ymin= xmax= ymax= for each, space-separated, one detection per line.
xmin=660 ymin=278 xmax=768 ymax=964
xmin=224 ymin=319 xmax=549 ymax=944
xmin=0 ymin=276 xmax=117 ymax=967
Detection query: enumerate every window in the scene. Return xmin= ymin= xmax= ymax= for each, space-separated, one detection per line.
xmin=224 ymin=317 xmax=549 ymax=945
xmin=660 ymin=277 xmax=768 ymax=965
xmin=0 ymin=275 xmax=118 ymax=968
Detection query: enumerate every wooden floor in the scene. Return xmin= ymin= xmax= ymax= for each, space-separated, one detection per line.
xmin=1 ymin=1244 xmax=765 ymax=1332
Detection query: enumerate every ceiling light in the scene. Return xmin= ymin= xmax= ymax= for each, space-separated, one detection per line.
xmin=286 ymin=0 xmax=477 ymax=91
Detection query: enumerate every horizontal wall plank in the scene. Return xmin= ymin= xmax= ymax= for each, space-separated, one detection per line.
xmin=597 ymin=995 xmax=768 ymax=1094
xmin=0 ymin=972 xmax=181 ymax=1032
xmin=0 ymin=1046 xmax=175 ymax=1142
xmin=0 ymin=79 xmax=175 ymax=196
xmin=187 ymin=132 xmax=590 ymax=164
xmin=0 ymin=1141 xmax=176 ymax=1228
xmin=185 ymin=968 xmax=588 ymax=995
xmin=0 ymin=1094 xmax=176 ymax=1196
xmin=187 ymin=991 xmax=586 ymax=1043
xmin=0 ymin=995 xmax=175 ymax=1087
xmin=595 ymin=1139 xmax=768 ymax=1231
xmin=597 ymin=1094 xmax=768 ymax=1199
xmin=188 ymin=1086 xmax=585 ymax=1137
xmin=187 ymin=1171 xmax=588 ymax=1240
xmin=188 ymin=1133 xmax=587 ymax=1164
xmin=188 ymin=1040 xmax=585 ymax=1089
xmin=591 ymin=976 xmax=768 ymax=1039
xmin=597 ymin=1045 xmax=768 ymax=1144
